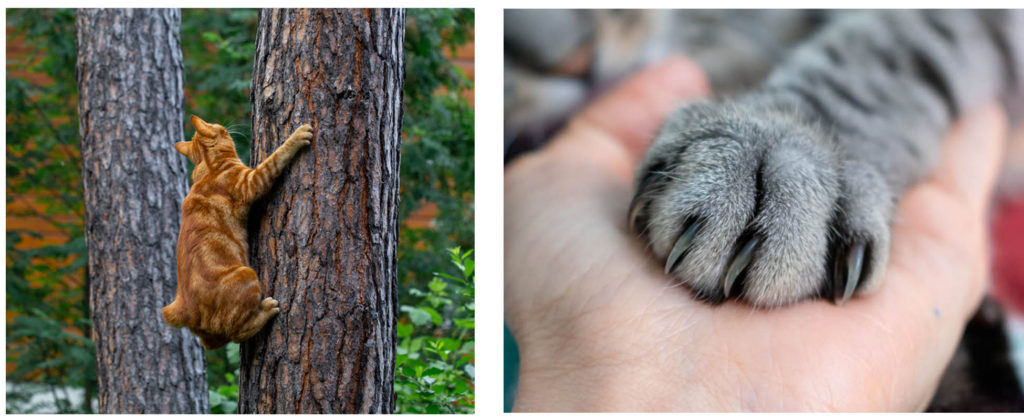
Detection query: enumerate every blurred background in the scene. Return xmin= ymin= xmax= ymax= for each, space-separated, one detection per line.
xmin=6 ymin=8 xmax=474 ymax=413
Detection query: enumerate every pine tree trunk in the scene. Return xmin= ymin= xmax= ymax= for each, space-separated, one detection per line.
xmin=238 ymin=8 xmax=403 ymax=413
xmin=76 ymin=8 xmax=209 ymax=414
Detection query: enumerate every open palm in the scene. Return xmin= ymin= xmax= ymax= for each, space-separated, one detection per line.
xmin=505 ymin=58 xmax=1006 ymax=412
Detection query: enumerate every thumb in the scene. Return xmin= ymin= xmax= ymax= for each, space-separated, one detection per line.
xmin=927 ymin=102 xmax=1008 ymax=215
xmin=565 ymin=57 xmax=710 ymax=161
xmin=891 ymin=102 xmax=1007 ymax=322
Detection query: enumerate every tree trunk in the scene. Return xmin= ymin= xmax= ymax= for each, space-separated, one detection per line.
xmin=237 ymin=8 xmax=403 ymax=414
xmin=76 ymin=8 xmax=209 ymax=414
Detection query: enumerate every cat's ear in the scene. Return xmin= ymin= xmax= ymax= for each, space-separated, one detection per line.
xmin=175 ymin=141 xmax=193 ymax=158
xmin=191 ymin=115 xmax=217 ymax=138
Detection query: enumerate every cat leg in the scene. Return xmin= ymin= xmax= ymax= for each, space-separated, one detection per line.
xmin=230 ymin=297 xmax=281 ymax=343
xmin=631 ymin=103 xmax=849 ymax=306
xmin=238 ymin=124 xmax=313 ymax=202
xmin=202 ymin=266 xmax=278 ymax=343
xmin=633 ymin=10 xmax=1020 ymax=307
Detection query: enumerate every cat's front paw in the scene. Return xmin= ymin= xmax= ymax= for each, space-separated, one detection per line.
xmin=261 ymin=296 xmax=281 ymax=314
xmin=630 ymin=103 xmax=893 ymax=307
xmin=289 ymin=124 xmax=313 ymax=147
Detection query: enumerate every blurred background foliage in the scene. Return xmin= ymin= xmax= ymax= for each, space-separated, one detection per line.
xmin=397 ymin=8 xmax=475 ymax=413
xmin=6 ymin=8 xmax=94 ymax=414
xmin=6 ymin=8 xmax=474 ymax=413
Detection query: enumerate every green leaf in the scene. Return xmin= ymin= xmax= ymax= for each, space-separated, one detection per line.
xmin=208 ymin=391 xmax=225 ymax=407
xmin=422 ymin=367 xmax=445 ymax=377
xmin=463 ymin=258 xmax=474 ymax=280
xmin=428 ymin=277 xmax=447 ymax=294
xmin=420 ymin=306 xmax=443 ymax=326
xmin=397 ymin=322 xmax=414 ymax=338
xmin=400 ymin=306 xmax=432 ymax=327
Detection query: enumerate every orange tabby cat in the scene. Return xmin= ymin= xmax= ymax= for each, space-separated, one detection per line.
xmin=162 ymin=115 xmax=312 ymax=349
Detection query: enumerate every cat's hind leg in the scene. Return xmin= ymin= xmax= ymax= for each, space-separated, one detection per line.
xmin=206 ymin=265 xmax=280 ymax=343
xmin=230 ymin=296 xmax=281 ymax=343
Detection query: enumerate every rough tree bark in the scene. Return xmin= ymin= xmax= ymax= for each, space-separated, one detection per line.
xmin=76 ymin=8 xmax=209 ymax=414
xmin=238 ymin=9 xmax=403 ymax=413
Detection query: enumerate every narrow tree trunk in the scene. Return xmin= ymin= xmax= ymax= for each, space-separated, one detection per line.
xmin=238 ymin=8 xmax=403 ymax=413
xmin=76 ymin=8 xmax=209 ymax=414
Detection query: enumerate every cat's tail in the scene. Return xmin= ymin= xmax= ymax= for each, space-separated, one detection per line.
xmin=161 ymin=299 xmax=190 ymax=328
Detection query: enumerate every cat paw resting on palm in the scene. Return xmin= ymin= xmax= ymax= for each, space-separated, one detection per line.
xmin=628 ymin=11 xmax=1022 ymax=307
xmin=161 ymin=115 xmax=312 ymax=349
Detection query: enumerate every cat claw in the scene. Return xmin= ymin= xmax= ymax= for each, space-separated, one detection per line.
xmin=665 ymin=220 xmax=701 ymax=274
xmin=627 ymin=196 xmax=646 ymax=235
xmin=833 ymin=242 xmax=865 ymax=305
xmin=723 ymin=236 xmax=760 ymax=298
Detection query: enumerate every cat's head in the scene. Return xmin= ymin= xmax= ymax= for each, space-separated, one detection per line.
xmin=176 ymin=116 xmax=240 ymax=182
xmin=176 ymin=115 xmax=238 ymax=161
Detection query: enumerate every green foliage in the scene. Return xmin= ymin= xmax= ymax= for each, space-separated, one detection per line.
xmin=396 ymin=248 xmax=475 ymax=413
xmin=208 ymin=365 xmax=239 ymax=414
xmin=393 ymin=9 xmax=475 ymax=413
xmin=205 ymin=342 xmax=240 ymax=413
xmin=6 ymin=8 xmax=95 ymax=413
xmin=399 ymin=8 xmax=475 ymax=294
xmin=180 ymin=8 xmax=257 ymax=164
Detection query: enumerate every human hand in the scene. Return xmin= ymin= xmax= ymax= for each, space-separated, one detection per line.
xmin=504 ymin=57 xmax=1007 ymax=411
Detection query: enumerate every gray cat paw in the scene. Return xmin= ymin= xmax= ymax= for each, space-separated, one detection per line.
xmin=630 ymin=102 xmax=893 ymax=307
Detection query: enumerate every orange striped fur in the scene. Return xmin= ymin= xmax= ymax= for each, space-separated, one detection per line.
xmin=161 ymin=115 xmax=312 ymax=349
